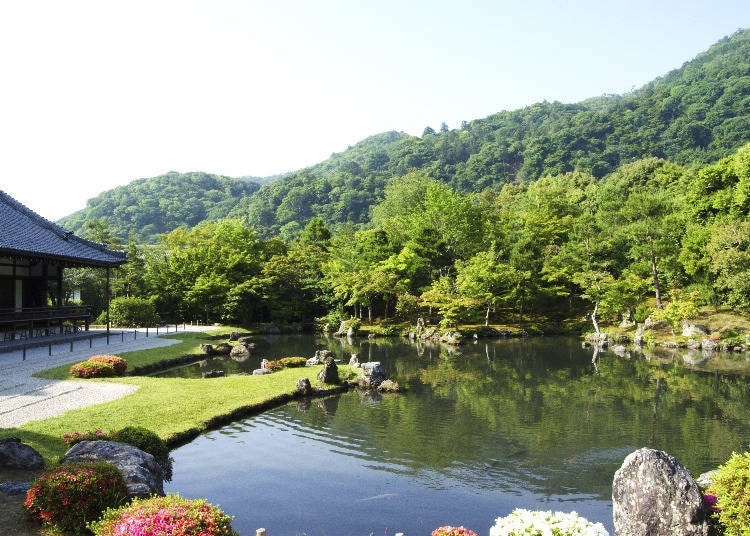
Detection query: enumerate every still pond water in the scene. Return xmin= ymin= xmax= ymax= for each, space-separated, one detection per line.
xmin=161 ymin=335 xmax=750 ymax=535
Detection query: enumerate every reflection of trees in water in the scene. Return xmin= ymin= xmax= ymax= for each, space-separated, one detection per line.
xmin=278 ymin=336 xmax=750 ymax=498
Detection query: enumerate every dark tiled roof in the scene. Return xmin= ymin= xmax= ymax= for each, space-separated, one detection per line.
xmin=0 ymin=190 xmax=126 ymax=267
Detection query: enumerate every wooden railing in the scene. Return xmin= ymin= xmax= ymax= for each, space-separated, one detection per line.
xmin=0 ymin=306 xmax=92 ymax=340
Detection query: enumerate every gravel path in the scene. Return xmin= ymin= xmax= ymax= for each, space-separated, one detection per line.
xmin=0 ymin=326 xmax=212 ymax=428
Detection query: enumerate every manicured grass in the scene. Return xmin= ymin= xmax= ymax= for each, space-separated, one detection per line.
xmin=1 ymin=366 xmax=359 ymax=464
xmin=2 ymin=326 xmax=358 ymax=464
xmin=34 ymin=328 xmax=248 ymax=380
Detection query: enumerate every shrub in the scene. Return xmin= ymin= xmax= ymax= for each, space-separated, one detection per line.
xmin=489 ymin=509 xmax=609 ymax=536
xmin=109 ymin=296 xmax=160 ymax=327
xmin=264 ymin=360 xmax=283 ymax=371
xmin=70 ymin=360 xmax=116 ymax=378
xmin=89 ymin=494 xmax=238 ymax=536
xmin=432 ymin=526 xmax=478 ymax=536
xmin=278 ymin=356 xmax=308 ymax=368
xmin=709 ymin=451 xmax=750 ymax=535
xmin=25 ymin=462 xmax=128 ymax=534
xmin=62 ymin=429 xmax=110 ymax=447
xmin=88 ymin=355 xmax=128 ymax=375
xmin=111 ymin=427 xmax=168 ymax=461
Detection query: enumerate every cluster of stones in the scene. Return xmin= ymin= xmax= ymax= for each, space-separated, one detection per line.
xmin=0 ymin=437 xmax=163 ymax=499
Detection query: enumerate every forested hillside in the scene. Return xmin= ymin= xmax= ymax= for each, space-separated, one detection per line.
xmin=235 ymin=29 xmax=750 ymax=237
xmin=59 ymin=172 xmax=260 ymax=242
xmin=60 ymin=29 xmax=750 ymax=241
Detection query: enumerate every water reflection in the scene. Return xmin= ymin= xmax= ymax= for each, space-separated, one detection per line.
xmin=165 ymin=335 xmax=750 ymax=535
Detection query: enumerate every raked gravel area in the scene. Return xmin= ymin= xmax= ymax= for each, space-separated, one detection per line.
xmin=0 ymin=326 xmax=212 ymax=428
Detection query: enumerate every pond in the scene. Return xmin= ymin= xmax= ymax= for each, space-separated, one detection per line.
xmin=162 ymin=335 xmax=750 ymax=535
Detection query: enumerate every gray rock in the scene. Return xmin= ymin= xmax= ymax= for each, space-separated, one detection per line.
xmin=0 ymin=481 xmax=30 ymax=495
xmin=333 ymin=321 xmax=347 ymax=337
xmin=683 ymin=323 xmax=709 ymax=337
xmin=315 ymin=350 xmax=334 ymax=360
xmin=695 ymin=470 xmax=719 ymax=490
xmin=347 ymin=325 xmax=356 ymax=338
xmin=230 ymin=344 xmax=250 ymax=361
xmin=213 ymin=342 xmax=232 ymax=355
xmin=229 ymin=331 xmax=240 ymax=341
xmin=612 ymin=447 xmax=711 ymax=536
xmin=612 ymin=345 xmax=629 ymax=357
xmin=61 ymin=440 xmax=164 ymax=498
xmin=0 ymin=438 xmax=44 ymax=469
xmin=439 ymin=331 xmax=463 ymax=345
xmin=316 ymin=358 xmax=339 ymax=384
xmin=296 ymin=377 xmax=312 ymax=394
xmin=687 ymin=338 xmax=702 ymax=350
xmin=252 ymin=368 xmax=272 ymax=375
xmin=201 ymin=369 xmax=225 ymax=378
xmin=377 ymin=379 xmax=400 ymax=392
xmin=357 ymin=361 xmax=388 ymax=388
xmin=200 ymin=343 xmax=214 ymax=355
xmin=701 ymin=338 xmax=718 ymax=351
xmin=306 ymin=356 xmax=321 ymax=366
xmin=349 ymin=354 xmax=360 ymax=367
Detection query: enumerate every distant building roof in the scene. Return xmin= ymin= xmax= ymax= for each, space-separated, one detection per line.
xmin=0 ymin=190 xmax=126 ymax=267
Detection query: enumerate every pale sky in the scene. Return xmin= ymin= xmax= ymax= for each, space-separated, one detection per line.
xmin=0 ymin=0 xmax=748 ymax=220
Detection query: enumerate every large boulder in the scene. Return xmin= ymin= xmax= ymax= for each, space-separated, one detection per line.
xmin=228 ymin=331 xmax=241 ymax=341
xmin=612 ymin=448 xmax=711 ymax=536
xmin=213 ymin=342 xmax=232 ymax=356
xmin=682 ymin=323 xmax=710 ymax=338
xmin=357 ymin=361 xmax=387 ymax=388
xmin=61 ymin=440 xmax=164 ymax=498
xmin=296 ymin=377 xmax=312 ymax=395
xmin=0 ymin=438 xmax=44 ymax=469
xmin=316 ymin=358 xmax=339 ymax=384
xmin=230 ymin=344 xmax=250 ymax=361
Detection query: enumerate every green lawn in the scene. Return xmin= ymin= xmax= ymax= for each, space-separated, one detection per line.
xmin=1 ymin=328 xmax=358 ymax=463
xmin=34 ymin=328 xmax=246 ymax=380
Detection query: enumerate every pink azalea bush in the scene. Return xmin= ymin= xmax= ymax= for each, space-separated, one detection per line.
xmin=71 ymin=355 xmax=128 ymax=378
xmin=89 ymin=494 xmax=238 ymax=536
xmin=24 ymin=462 xmax=128 ymax=534
xmin=70 ymin=360 xmax=116 ymax=378
xmin=88 ymin=355 xmax=128 ymax=375
xmin=62 ymin=429 xmax=110 ymax=447
xmin=432 ymin=526 xmax=479 ymax=536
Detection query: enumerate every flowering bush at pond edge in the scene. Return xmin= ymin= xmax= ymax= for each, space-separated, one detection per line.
xmin=489 ymin=509 xmax=609 ymax=536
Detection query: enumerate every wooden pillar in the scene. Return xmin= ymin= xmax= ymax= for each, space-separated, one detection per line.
xmin=106 ymin=266 xmax=111 ymax=335
xmin=56 ymin=264 xmax=63 ymax=307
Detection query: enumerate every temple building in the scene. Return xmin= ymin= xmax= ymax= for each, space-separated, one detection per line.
xmin=0 ymin=190 xmax=126 ymax=339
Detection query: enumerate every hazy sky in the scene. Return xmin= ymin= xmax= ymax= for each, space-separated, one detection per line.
xmin=0 ymin=0 xmax=748 ymax=220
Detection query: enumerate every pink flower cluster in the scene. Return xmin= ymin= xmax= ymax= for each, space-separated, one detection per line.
xmin=90 ymin=495 xmax=237 ymax=536
xmin=62 ymin=429 xmax=108 ymax=446
xmin=432 ymin=526 xmax=479 ymax=536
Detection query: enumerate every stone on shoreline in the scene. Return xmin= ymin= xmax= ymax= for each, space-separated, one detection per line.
xmin=612 ymin=447 xmax=711 ymax=536
xmin=0 ymin=438 xmax=44 ymax=470
xmin=61 ymin=440 xmax=164 ymax=498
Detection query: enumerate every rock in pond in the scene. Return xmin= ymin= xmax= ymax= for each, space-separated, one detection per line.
xmin=349 ymin=354 xmax=360 ymax=367
xmin=377 ymin=379 xmax=400 ymax=392
xmin=612 ymin=447 xmax=711 ymax=536
xmin=357 ymin=361 xmax=387 ymax=388
xmin=230 ymin=344 xmax=250 ymax=361
xmin=61 ymin=440 xmax=164 ymax=498
xmin=0 ymin=438 xmax=44 ymax=470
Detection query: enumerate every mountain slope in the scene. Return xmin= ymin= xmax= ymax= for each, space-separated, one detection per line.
xmin=234 ymin=29 xmax=750 ymax=236
xmin=59 ymin=172 xmax=260 ymax=242
xmin=60 ymin=29 xmax=750 ymax=241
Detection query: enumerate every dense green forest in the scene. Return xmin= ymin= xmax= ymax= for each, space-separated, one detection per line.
xmin=76 ymin=142 xmax=750 ymax=333
xmin=61 ymin=29 xmax=750 ymax=243
xmin=59 ymin=172 xmax=260 ymax=242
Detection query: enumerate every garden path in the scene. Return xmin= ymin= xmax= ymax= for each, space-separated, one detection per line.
xmin=0 ymin=326 xmax=213 ymax=428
